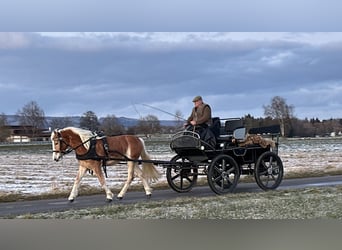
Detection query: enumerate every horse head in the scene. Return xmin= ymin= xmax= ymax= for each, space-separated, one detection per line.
xmin=50 ymin=129 xmax=72 ymax=161
xmin=51 ymin=127 xmax=93 ymax=161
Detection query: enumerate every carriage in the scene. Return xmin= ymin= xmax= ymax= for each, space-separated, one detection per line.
xmin=51 ymin=117 xmax=284 ymax=201
xmin=165 ymin=118 xmax=284 ymax=195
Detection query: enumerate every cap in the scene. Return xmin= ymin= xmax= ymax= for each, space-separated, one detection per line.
xmin=192 ymin=96 xmax=202 ymax=102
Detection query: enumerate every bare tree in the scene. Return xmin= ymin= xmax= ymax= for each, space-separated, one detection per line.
xmin=79 ymin=111 xmax=100 ymax=131
xmin=174 ymin=109 xmax=184 ymax=128
xmin=263 ymin=96 xmax=294 ymax=136
xmin=16 ymin=101 xmax=46 ymax=138
xmin=49 ymin=117 xmax=74 ymax=130
xmin=0 ymin=113 xmax=10 ymax=142
xmin=136 ymin=114 xmax=161 ymax=136
xmin=100 ymin=115 xmax=125 ymax=135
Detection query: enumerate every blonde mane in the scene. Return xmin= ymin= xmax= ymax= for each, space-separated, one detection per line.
xmin=62 ymin=127 xmax=94 ymax=150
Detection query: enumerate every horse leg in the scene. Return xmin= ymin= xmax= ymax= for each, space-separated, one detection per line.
xmin=117 ymin=162 xmax=135 ymax=199
xmin=68 ymin=165 xmax=87 ymax=202
xmin=134 ymin=165 xmax=153 ymax=198
xmin=93 ymin=166 xmax=113 ymax=202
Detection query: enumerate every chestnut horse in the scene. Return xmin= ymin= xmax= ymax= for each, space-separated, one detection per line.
xmin=50 ymin=127 xmax=160 ymax=202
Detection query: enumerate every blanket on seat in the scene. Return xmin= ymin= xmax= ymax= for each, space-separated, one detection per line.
xmin=234 ymin=134 xmax=275 ymax=148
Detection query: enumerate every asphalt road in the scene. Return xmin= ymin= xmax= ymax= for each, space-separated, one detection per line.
xmin=1 ymin=175 xmax=342 ymax=217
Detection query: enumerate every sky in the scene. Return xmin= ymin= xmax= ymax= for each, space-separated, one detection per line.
xmin=1 ymin=0 xmax=342 ymax=31
xmin=0 ymin=32 xmax=342 ymax=121
xmin=0 ymin=1 xmax=342 ymax=121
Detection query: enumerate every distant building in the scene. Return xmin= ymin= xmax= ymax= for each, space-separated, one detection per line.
xmin=3 ymin=125 xmax=50 ymax=143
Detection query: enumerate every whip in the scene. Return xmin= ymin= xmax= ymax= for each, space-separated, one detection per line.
xmin=142 ymin=103 xmax=186 ymax=121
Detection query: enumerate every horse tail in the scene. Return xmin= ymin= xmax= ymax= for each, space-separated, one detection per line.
xmin=139 ymin=138 xmax=160 ymax=182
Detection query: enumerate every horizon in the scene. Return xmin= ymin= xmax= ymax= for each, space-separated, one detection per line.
xmin=3 ymin=112 xmax=341 ymax=122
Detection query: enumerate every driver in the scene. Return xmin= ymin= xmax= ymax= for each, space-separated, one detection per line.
xmin=186 ymin=95 xmax=212 ymax=128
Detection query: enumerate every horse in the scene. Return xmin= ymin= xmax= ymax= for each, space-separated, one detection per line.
xmin=50 ymin=127 xmax=160 ymax=202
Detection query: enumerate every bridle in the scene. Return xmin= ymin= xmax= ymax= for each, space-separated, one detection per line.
xmin=52 ymin=129 xmax=94 ymax=157
xmin=52 ymin=130 xmax=74 ymax=156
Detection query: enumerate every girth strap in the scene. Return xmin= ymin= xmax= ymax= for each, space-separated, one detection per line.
xmin=77 ymin=135 xmax=110 ymax=178
xmin=101 ymin=137 xmax=109 ymax=178
xmin=102 ymin=159 xmax=108 ymax=178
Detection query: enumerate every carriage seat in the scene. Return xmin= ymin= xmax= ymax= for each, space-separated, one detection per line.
xmin=218 ymin=119 xmax=244 ymax=140
xmin=210 ymin=118 xmax=246 ymax=147
xmin=209 ymin=117 xmax=221 ymax=138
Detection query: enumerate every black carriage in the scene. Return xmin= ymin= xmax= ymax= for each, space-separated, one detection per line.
xmin=166 ymin=118 xmax=284 ymax=195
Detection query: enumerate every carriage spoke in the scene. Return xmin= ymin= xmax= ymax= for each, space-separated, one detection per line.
xmin=269 ymin=156 xmax=273 ymax=164
xmin=223 ymin=177 xmax=232 ymax=189
xmin=185 ymin=176 xmax=194 ymax=183
xmin=180 ymin=177 xmax=184 ymax=189
xmin=222 ymin=159 xmax=226 ymax=170
xmin=265 ymin=175 xmax=270 ymax=186
xmin=171 ymin=173 xmax=180 ymax=181
xmin=221 ymin=177 xmax=225 ymax=190
xmin=258 ymin=170 xmax=268 ymax=176
xmin=258 ymin=160 xmax=269 ymax=176
xmin=226 ymin=166 xmax=235 ymax=174
xmin=214 ymin=175 xmax=223 ymax=183
xmin=214 ymin=165 xmax=223 ymax=174
xmin=213 ymin=161 xmax=234 ymax=190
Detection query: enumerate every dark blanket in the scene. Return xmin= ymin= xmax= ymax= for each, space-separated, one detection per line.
xmin=186 ymin=125 xmax=216 ymax=148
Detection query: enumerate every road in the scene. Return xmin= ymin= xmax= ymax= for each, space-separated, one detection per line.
xmin=1 ymin=175 xmax=342 ymax=217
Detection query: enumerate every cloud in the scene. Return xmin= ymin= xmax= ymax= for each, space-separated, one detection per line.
xmin=0 ymin=32 xmax=342 ymax=120
xmin=0 ymin=33 xmax=31 ymax=49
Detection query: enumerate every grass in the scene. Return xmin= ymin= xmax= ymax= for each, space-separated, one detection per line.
xmin=1 ymin=169 xmax=342 ymax=203
xmin=284 ymin=169 xmax=342 ymax=179
xmin=12 ymin=185 xmax=342 ymax=219
xmin=1 ymin=170 xmax=342 ymax=219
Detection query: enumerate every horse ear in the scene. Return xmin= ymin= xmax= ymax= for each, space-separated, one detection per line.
xmin=56 ymin=129 xmax=63 ymax=139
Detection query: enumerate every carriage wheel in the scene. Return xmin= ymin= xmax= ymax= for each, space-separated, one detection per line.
xmin=207 ymin=154 xmax=240 ymax=195
xmin=254 ymin=151 xmax=284 ymax=190
xmin=166 ymin=155 xmax=198 ymax=193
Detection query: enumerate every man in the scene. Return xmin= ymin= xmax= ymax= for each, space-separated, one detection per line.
xmin=187 ymin=95 xmax=212 ymax=128
xmin=186 ymin=95 xmax=215 ymax=147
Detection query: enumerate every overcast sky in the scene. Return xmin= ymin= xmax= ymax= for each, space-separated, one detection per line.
xmin=0 ymin=32 xmax=342 ymax=120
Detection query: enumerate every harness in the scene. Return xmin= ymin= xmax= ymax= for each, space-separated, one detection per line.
xmin=54 ymin=129 xmax=147 ymax=178
xmin=75 ymin=136 xmax=110 ymax=178
xmin=55 ymin=131 xmax=112 ymax=178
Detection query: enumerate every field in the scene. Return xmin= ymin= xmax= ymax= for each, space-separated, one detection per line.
xmin=1 ymin=137 xmax=342 ymax=218
xmin=1 ymin=137 xmax=342 ymax=199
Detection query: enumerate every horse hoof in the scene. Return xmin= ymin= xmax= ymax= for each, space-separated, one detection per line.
xmin=106 ymin=198 xmax=113 ymax=203
xmin=68 ymin=199 xmax=74 ymax=203
xmin=146 ymin=194 xmax=152 ymax=199
xmin=116 ymin=196 xmax=123 ymax=200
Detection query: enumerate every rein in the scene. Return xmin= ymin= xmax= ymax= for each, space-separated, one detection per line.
xmin=54 ymin=130 xmax=111 ymax=177
xmin=53 ymin=131 xmax=95 ymax=156
xmin=53 ymin=130 xmax=145 ymax=178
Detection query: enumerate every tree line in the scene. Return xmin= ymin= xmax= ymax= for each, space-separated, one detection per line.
xmin=1 ymin=97 xmax=342 ymax=142
xmin=0 ymin=101 xmax=164 ymax=141
xmin=251 ymin=96 xmax=342 ymax=137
